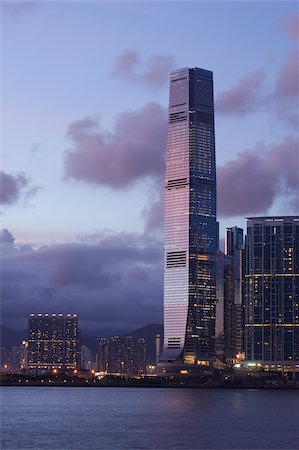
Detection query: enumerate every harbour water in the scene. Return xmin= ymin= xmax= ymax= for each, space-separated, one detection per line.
xmin=1 ymin=387 xmax=299 ymax=449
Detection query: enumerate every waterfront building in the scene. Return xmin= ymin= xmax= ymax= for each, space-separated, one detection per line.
xmin=159 ymin=67 xmax=218 ymax=369
xmin=97 ymin=336 xmax=146 ymax=375
xmin=244 ymin=216 xmax=299 ymax=370
xmin=28 ymin=313 xmax=79 ymax=371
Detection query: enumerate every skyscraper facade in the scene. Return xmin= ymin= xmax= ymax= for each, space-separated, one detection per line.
xmin=244 ymin=217 xmax=299 ymax=368
xmin=97 ymin=336 xmax=146 ymax=375
xmin=224 ymin=226 xmax=244 ymax=360
xmin=160 ymin=67 xmax=218 ymax=367
xmin=28 ymin=313 xmax=79 ymax=371
xmin=215 ymin=251 xmax=232 ymax=359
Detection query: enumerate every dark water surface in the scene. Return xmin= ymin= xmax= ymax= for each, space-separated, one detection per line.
xmin=1 ymin=387 xmax=299 ymax=449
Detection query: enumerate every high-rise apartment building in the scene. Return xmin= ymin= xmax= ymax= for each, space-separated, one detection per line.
xmin=215 ymin=251 xmax=233 ymax=359
xmin=244 ymin=217 xmax=299 ymax=369
xmin=224 ymin=227 xmax=244 ymax=360
xmin=160 ymin=67 xmax=218 ymax=368
xmin=97 ymin=336 xmax=146 ymax=375
xmin=10 ymin=341 xmax=28 ymax=371
xmin=28 ymin=313 xmax=79 ymax=371
xmin=80 ymin=345 xmax=93 ymax=370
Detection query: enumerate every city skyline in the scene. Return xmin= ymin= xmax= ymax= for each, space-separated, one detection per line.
xmin=1 ymin=2 xmax=298 ymax=333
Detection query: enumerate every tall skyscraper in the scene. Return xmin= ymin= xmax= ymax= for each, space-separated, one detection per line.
xmin=244 ymin=217 xmax=299 ymax=369
xmin=160 ymin=67 xmax=218 ymax=368
xmin=28 ymin=313 xmax=79 ymax=371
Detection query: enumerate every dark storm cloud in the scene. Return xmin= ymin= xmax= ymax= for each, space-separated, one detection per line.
xmin=1 ymin=230 xmax=163 ymax=331
xmin=112 ymin=51 xmax=176 ymax=89
xmin=64 ymin=103 xmax=167 ymax=189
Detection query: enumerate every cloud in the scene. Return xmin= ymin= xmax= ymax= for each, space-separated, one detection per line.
xmin=64 ymin=96 xmax=297 ymax=226
xmin=112 ymin=51 xmax=176 ymax=89
xmin=112 ymin=51 xmax=139 ymax=77
xmin=0 ymin=229 xmax=15 ymax=245
xmin=64 ymin=102 xmax=167 ymax=189
xmin=217 ymin=136 xmax=299 ymax=217
xmin=267 ymin=50 xmax=299 ymax=127
xmin=0 ymin=171 xmax=41 ymax=206
xmin=215 ymin=70 xmax=266 ymax=115
xmin=142 ymin=189 xmax=164 ymax=233
xmin=0 ymin=171 xmax=31 ymax=205
xmin=0 ymin=229 xmax=16 ymax=255
xmin=287 ymin=16 xmax=299 ymax=41
xmin=216 ymin=16 xmax=299 ymax=127
xmin=275 ymin=51 xmax=299 ymax=98
xmin=278 ymin=14 xmax=299 ymax=41
xmin=1 ymin=0 xmax=38 ymax=15
xmin=30 ymin=142 xmax=44 ymax=154
xmin=1 ymin=230 xmax=163 ymax=331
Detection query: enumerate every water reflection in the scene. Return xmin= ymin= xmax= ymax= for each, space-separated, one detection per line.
xmin=1 ymin=388 xmax=299 ymax=450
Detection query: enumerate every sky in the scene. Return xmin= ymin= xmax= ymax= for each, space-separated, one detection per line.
xmin=1 ymin=0 xmax=298 ymax=332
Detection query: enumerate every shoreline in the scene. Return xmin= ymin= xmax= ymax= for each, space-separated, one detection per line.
xmin=1 ymin=382 xmax=298 ymax=390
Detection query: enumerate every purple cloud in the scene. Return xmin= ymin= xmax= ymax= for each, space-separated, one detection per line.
xmin=276 ymin=51 xmax=299 ymax=98
xmin=216 ymin=70 xmax=265 ymax=115
xmin=275 ymin=52 xmax=299 ymax=97
xmin=1 ymin=230 xmax=163 ymax=331
xmin=0 ymin=229 xmax=15 ymax=244
xmin=278 ymin=14 xmax=299 ymax=41
xmin=0 ymin=171 xmax=30 ymax=205
xmin=267 ymin=50 xmax=299 ymax=127
xmin=217 ymin=136 xmax=299 ymax=217
xmin=142 ymin=190 xmax=164 ymax=233
xmin=112 ymin=51 xmax=139 ymax=78
xmin=1 ymin=0 xmax=38 ymax=15
xmin=216 ymin=15 xmax=299 ymax=126
xmin=0 ymin=229 xmax=18 ymax=256
xmin=64 ymin=102 xmax=167 ymax=189
xmin=0 ymin=171 xmax=41 ymax=206
xmin=112 ymin=51 xmax=176 ymax=88
xmin=65 ymin=97 xmax=297 ymax=226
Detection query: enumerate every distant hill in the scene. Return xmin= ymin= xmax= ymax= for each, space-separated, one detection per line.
xmin=0 ymin=326 xmax=26 ymax=350
xmin=80 ymin=327 xmax=128 ymax=354
xmin=127 ymin=324 xmax=163 ymax=364
xmin=80 ymin=323 xmax=163 ymax=363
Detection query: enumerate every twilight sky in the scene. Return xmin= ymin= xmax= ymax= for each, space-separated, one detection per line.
xmin=1 ymin=0 xmax=298 ymax=332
